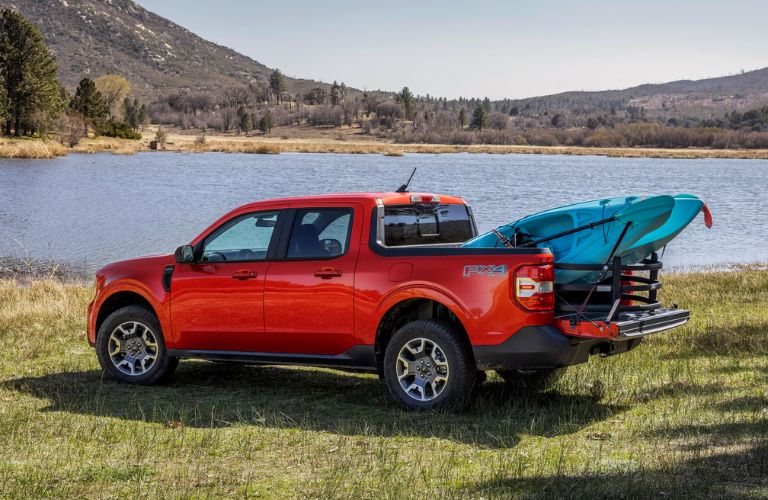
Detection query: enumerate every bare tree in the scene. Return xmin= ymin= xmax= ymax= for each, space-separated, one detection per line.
xmin=487 ymin=111 xmax=510 ymax=130
xmin=57 ymin=111 xmax=87 ymax=147
xmin=221 ymin=87 xmax=250 ymax=109
xmin=431 ymin=110 xmax=459 ymax=133
xmin=220 ymin=107 xmax=236 ymax=131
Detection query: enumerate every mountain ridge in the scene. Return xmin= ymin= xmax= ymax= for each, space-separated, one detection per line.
xmin=2 ymin=0 xmax=767 ymax=117
xmin=1 ymin=0 xmax=328 ymax=98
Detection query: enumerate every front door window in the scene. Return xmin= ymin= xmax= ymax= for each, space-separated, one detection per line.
xmin=202 ymin=211 xmax=279 ymax=262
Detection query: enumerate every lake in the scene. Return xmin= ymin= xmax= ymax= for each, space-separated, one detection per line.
xmin=1 ymin=152 xmax=766 ymax=273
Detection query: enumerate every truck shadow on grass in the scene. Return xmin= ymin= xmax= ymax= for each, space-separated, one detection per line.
xmin=3 ymin=361 xmax=627 ymax=448
xmin=463 ymin=438 xmax=768 ymax=498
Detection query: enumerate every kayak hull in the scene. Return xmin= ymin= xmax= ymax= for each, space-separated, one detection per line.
xmin=462 ymin=195 xmax=680 ymax=284
xmin=619 ymin=194 xmax=704 ymax=264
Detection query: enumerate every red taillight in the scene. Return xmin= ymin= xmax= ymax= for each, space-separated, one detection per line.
xmin=514 ymin=265 xmax=554 ymax=311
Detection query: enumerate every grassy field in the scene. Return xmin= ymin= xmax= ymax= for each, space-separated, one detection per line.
xmin=0 ymin=271 xmax=766 ymax=498
xmin=6 ymin=129 xmax=768 ymax=159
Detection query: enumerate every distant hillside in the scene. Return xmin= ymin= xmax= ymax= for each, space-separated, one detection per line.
xmin=501 ymin=68 xmax=768 ymax=118
xmin=3 ymin=0 xmax=766 ymax=120
xmin=1 ymin=0 xmax=330 ymax=99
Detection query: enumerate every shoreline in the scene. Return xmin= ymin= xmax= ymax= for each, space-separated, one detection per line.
xmin=3 ymin=254 xmax=766 ymax=282
xmin=4 ymin=134 xmax=768 ymax=160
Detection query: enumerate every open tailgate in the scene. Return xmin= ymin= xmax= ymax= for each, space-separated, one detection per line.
xmin=553 ymin=254 xmax=690 ymax=340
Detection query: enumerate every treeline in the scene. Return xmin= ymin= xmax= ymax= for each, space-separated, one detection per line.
xmin=149 ymin=75 xmax=768 ymax=149
xmin=391 ymin=123 xmax=768 ymax=149
xmin=149 ymin=76 xmax=397 ymax=133
xmin=0 ymin=9 xmax=146 ymax=145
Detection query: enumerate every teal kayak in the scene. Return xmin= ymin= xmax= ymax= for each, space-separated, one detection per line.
xmin=618 ymin=194 xmax=706 ymax=265
xmin=462 ymin=195 xmax=677 ymax=284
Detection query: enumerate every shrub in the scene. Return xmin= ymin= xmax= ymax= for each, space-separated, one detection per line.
xmin=98 ymin=121 xmax=142 ymax=140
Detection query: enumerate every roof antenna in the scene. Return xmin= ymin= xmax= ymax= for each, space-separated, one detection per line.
xmin=396 ymin=168 xmax=417 ymax=193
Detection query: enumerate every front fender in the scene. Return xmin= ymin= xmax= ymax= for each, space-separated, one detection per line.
xmin=88 ymin=279 xmax=170 ymax=345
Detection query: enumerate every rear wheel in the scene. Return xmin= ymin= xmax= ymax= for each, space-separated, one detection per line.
xmin=96 ymin=305 xmax=178 ymax=384
xmin=383 ymin=320 xmax=475 ymax=411
xmin=496 ymin=368 xmax=564 ymax=391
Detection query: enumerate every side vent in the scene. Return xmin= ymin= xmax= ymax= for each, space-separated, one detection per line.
xmin=162 ymin=265 xmax=175 ymax=293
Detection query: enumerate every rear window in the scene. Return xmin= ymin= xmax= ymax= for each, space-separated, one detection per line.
xmin=382 ymin=204 xmax=475 ymax=246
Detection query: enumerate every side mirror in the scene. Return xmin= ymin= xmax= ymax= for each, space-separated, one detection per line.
xmin=174 ymin=245 xmax=195 ymax=264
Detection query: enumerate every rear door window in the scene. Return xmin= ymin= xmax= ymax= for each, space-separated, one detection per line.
xmin=287 ymin=208 xmax=353 ymax=259
xmin=383 ymin=204 xmax=474 ymax=246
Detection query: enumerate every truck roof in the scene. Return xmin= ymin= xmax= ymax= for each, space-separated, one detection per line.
xmin=238 ymin=192 xmax=467 ymax=210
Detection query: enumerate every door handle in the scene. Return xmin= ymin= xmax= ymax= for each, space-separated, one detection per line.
xmin=231 ymin=270 xmax=258 ymax=280
xmin=314 ymin=267 xmax=342 ymax=279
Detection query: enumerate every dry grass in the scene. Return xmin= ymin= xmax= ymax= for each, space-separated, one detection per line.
xmin=0 ymin=270 xmax=766 ymax=498
xmin=71 ymin=136 xmax=145 ymax=155
xmin=0 ymin=138 xmax=67 ymax=159
xmin=6 ymin=129 xmax=768 ymax=159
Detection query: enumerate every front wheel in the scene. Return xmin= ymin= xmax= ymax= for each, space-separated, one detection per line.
xmin=96 ymin=305 xmax=178 ymax=385
xmin=383 ymin=320 xmax=475 ymax=411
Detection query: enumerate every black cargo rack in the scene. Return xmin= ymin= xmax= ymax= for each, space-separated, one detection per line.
xmin=554 ymin=252 xmax=664 ymax=323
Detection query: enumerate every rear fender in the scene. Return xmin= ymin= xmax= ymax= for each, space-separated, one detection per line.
xmin=370 ymin=284 xmax=471 ymax=341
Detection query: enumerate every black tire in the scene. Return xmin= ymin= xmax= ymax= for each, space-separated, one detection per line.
xmin=96 ymin=305 xmax=178 ymax=385
xmin=496 ymin=368 xmax=564 ymax=391
xmin=383 ymin=319 xmax=476 ymax=411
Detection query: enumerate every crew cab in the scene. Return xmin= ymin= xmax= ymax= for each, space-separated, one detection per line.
xmin=87 ymin=192 xmax=690 ymax=410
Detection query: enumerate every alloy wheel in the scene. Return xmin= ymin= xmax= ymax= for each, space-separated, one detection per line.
xmin=107 ymin=321 xmax=159 ymax=376
xmin=395 ymin=337 xmax=450 ymax=401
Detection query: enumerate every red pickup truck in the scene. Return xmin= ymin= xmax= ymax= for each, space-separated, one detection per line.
xmin=87 ymin=192 xmax=689 ymax=410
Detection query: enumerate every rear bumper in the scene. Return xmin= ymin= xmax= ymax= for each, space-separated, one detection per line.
xmin=473 ymin=325 xmax=626 ymax=371
xmin=472 ymin=307 xmax=688 ymax=371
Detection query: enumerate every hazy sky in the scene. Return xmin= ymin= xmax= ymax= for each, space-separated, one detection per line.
xmin=135 ymin=0 xmax=768 ymax=99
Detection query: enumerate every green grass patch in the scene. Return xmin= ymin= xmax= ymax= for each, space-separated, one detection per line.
xmin=0 ymin=272 xmax=766 ymax=498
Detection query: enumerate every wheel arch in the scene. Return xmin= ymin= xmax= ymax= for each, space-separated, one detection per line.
xmin=95 ymin=289 xmax=159 ymax=337
xmin=374 ymin=296 xmax=472 ymax=375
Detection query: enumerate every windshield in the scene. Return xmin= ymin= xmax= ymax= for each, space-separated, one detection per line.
xmin=382 ymin=204 xmax=475 ymax=246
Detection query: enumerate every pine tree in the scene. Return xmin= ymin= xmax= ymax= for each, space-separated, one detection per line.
xmin=482 ymin=97 xmax=492 ymax=113
xmin=258 ymin=111 xmax=274 ymax=134
xmin=330 ymin=81 xmax=341 ymax=106
xmin=269 ymin=69 xmax=286 ymax=104
xmin=399 ymin=86 xmax=415 ymax=120
xmin=470 ymin=104 xmax=486 ymax=130
xmin=137 ymin=103 xmax=147 ymax=130
xmin=237 ymin=105 xmax=252 ymax=134
xmin=0 ymin=9 xmax=63 ymax=136
xmin=123 ymin=97 xmax=145 ymax=131
xmin=70 ymin=78 xmax=107 ymax=134
xmin=123 ymin=97 xmax=137 ymax=129
xmin=458 ymin=108 xmax=467 ymax=129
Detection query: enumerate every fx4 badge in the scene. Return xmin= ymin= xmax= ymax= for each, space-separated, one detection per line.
xmin=463 ymin=264 xmax=508 ymax=277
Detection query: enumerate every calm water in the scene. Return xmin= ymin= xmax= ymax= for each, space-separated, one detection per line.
xmin=1 ymin=152 xmax=766 ymax=273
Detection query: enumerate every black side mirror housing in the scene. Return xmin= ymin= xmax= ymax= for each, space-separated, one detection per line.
xmin=174 ymin=244 xmax=195 ymax=264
